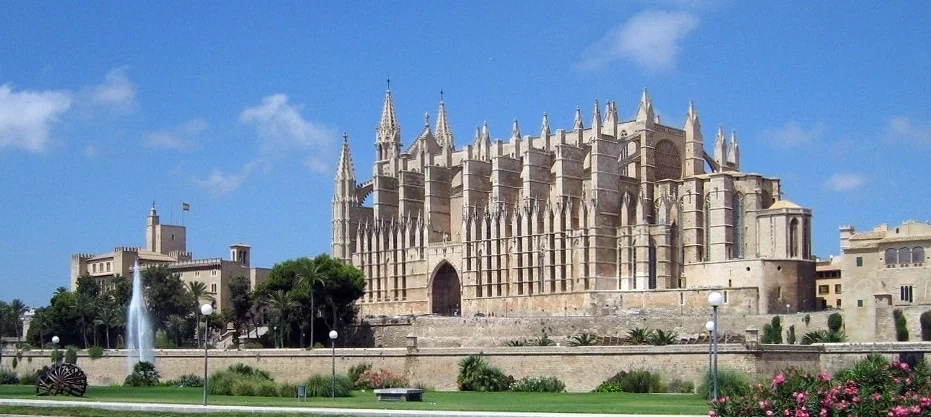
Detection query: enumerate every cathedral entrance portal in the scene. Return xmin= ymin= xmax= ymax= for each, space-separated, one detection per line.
xmin=430 ymin=262 xmax=461 ymax=316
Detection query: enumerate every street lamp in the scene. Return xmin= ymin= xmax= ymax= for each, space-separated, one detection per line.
xmin=707 ymin=292 xmax=723 ymax=401
xmin=786 ymin=303 xmax=791 ymax=315
xmin=200 ymin=304 xmax=214 ymax=406
xmin=329 ymin=330 xmax=338 ymax=400
xmin=704 ymin=320 xmax=715 ymax=401
xmin=51 ymin=336 xmax=60 ymax=365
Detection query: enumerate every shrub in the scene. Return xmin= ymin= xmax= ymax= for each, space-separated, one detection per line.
xmin=534 ymin=333 xmax=555 ymax=346
xmin=50 ymin=349 xmax=62 ymax=364
xmin=356 ymin=368 xmax=409 ymax=389
xmin=786 ymin=325 xmax=797 ymax=345
xmin=87 ymin=346 xmax=104 ymax=359
xmin=827 ymin=312 xmax=843 ymax=332
xmin=64 ymin=346 xmax=78 ymax=364
xmin=762 ymin=316 xmax=783 ymax=344
xmin=304 ymin=374 xmax=353 ymax=397
xmin=569 ymin=333 xmax=598 ymax=346
xmin=207 ymin=364 xmax=276 ymax=396
xmin=697 ymin=368 xmax=750 ymax=399
xmin=647 ymin=329 xmax=678 ymax=346
xmin=593 ymin=371 xmax=626 ymax=392
xmin=803 ymin=314 xmax=811 ymax=326
xmin=894 ymin=309 xmax=910 ymax=341
xmin=164 ymin=374 xmax=203 ymax=388
xmin=510 ymin=376 xmax=566 ymax=392
xmin=505 ymin=339 xmax=527 ymax=347
xmin=278 ymin=382 xmax=298 ymax=398
xmin=0 ymin=369 xmax=18 ymax=385
xmin=255 ymin=381 xmax=280 ymax=397
xmin=11 ymin=357 xmax=17 ymax=369
xmin=921 ymin=311 xmax=931 ymax=341
xmin=665 ymin=378 xmax=694 ymax=394
xmin=347 ymin=362 xmax=372 ymax=389
xmin=457 ymin=355 xmax=513 ymax=392
xmin=594 ymin=370 xmax=663 ymax=393
xmin=19 ymin=371 xmax=38 ymax=385
xmin=124 ymin=361 xmax=160 ymax=387
xmin=626 ymin=328 xmax=653 ymax=345
xmin=228 ymin=363 xmax=272 ymax=380
xmin=801 ymin=329 xmax=847 ymax=344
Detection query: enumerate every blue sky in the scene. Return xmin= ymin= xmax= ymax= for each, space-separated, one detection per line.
xmin=2 ymin=1 xmax=930 ymax=307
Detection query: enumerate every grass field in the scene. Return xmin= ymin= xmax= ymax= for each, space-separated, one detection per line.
xmin=0 ymin=385 xmax=710 ymax=415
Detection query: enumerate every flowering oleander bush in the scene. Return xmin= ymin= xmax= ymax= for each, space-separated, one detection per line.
xmin=356 ymin=368 xmax=409 ymax=389
xmin=710 ymin=354 xmax=931 ymax=416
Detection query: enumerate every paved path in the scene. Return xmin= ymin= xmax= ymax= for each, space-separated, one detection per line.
xmin=0 ymin=399 xmax=705 ymax=417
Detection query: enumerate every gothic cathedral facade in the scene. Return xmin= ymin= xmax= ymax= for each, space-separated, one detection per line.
xmin=332 ymin=88 xmax=816 ymax=317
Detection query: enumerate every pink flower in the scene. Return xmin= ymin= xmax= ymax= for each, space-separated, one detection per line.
xmin=817 ymin=373 xmax=830 ymax=382
xmin=872 ymin=393 xmax=883 ymax=401
xmin=773 ymin=374 xmax=786 ymax=387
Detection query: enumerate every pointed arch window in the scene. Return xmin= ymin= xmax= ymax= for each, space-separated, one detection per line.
xmin=885 ymin=248 xmax=898 ymax=265
xmin=913 ymin=247 xmax=925 ymax=264
xmin=733 ymin=193 xmax=745 ymax=259
xmin=703 ymin=194 xmax=711 ymax=261
xmin=789 ymin=218 xmax=799 ymax=258
xmin=898 ymin=247 xmax=911 ymax=265
xmin=648 ymin=239 xmax=657 ymax=289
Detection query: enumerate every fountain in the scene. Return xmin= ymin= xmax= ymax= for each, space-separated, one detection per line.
xmin=126 ymin=260 xmax=154 ymax=374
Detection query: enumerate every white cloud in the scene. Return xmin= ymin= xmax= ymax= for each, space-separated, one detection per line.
xmin=143 ymin=119 xmax=208 ymax=150
xmin=886 ymin=116 xmax=931 ymax=144
xmin=0 ymin=84 xmax=73 ymax=152
xmin=239 ymin=94 xmax=337 ymax=154
xmin=83 ymin=144 xmax=98 ymax=157
xmin=825 ymin=173 xmax=867 ymax=192
xmin=195 ymin=161 xmax=261 ymax=197
xmin=89 ymin=67 xmax=136 ymax=108
xmin=578 ymin=10 xmax=699 ymax=72
xmin=762 ymin=121 xmax=826 ymax=147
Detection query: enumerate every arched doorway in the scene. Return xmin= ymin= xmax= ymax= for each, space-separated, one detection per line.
xmin=431 ymin=262 xmax=461 ymax=316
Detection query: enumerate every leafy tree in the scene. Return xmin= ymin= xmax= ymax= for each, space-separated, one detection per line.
xmin=762 ymin=316 xmax=784 ymax=344
xmin=94 ymin=301 xmax=121 ymax=349
xmin=25 ymin=289 xmax=83 ymax=347
xmin=786 ymin=324 xmax=797 ymax=345
xmin=187 ymin=281 xmax=215 ymax=347
xmin=0 ymin=301 xmax=17 ymax=338
xmin=264 ymin=290 xmax=294 ymax=348
xmin=164 ymin=314 xmax=192 ymax=347
xmin=894 ymin=309 xmax=909 ymax=341
xmin=74 ymin=293 xmax=96 ymax=348
xmin=106 ymin=274 xmax=132 ymax=307
xmin=75 ymin=275 xmax=102 ymax=298
xmin=827 ymin=312 xmax=844 ymax=333
xmin=921 ymin=311 xmax=931 ymax=341
xmin=142 ymin=265 xmax=194 ymax=331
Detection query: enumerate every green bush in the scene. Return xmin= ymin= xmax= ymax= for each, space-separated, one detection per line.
xmin=11 ymin=357 xmax=17 ymax=369
xmin=534 ymin=333 xmax=555 ymax=346
xmin=207 ymin=364 xmax=279 ymax=397
xmin=509 ymin=376 xmax=566 ymax=392
xmin=457 ymin=355 xmax=513 ymax=392
xmin=665 ymin=378 xmax=695 ymax=393
xmin=164 ymin=374 xmax=203 ymax=388
xmin=231 ymin=380 xmax=256 ymax=396
xmin=255 ymin=381 xmax=280 ymax=397
xmin=594 ymin=370 xmax=663 ymax=393
xmin=922 ymin=311 xmax=931 ymax=341
xmin=87 ymin=346 xmax=104 ymax=360
xmin=0 ymin=369 xmax=18 ymax=385
xmin=696 ymin=368 xmax=750 ymax=399
xmin=304 ymin=374 xmax=353 ymax=397
xmin=228 ymin=363 xmax=272 ymax=380
xmin=894 ymin=309 xmax=909 ymax=341
xmin=278 ymin=382 xmax=299 ymax=398
xmin=835 ymin=352 xmax=889 ymax=394
xmin=50 ymin=349 xmax=62 ymax=364
xmin=827 ymin=312 xmax=844 ymax=332
xmin=801 ymin=329 xmax=847 ymax=344
xmin=647 ymin=329 xmax=678 ymax=346
xmin=64 ymin=346 xmax=78 ymax=364
xmin=762 ymin=316 xmax=783 ymax=344
xmin=786 ymin=325 xmax=797 ymax=345
xmin=505 ymin=339 xmax=526 ymax=347
xmin=124 ymin=361 xmax=160 ymax=387
xmin=626 ymin=328 xmax=653 ymax=345
xmin=19 ymin=371 xmax=38 ymax=385
xmin=347 ymin=362 xmax=372 ymax=389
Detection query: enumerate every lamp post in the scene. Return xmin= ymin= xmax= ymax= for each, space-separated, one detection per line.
xmin=786 ymin=303 xmax=791 ymax=315
xmin=201 ymin=304 xmax=213 ymax=406
xmin=704 ymin=320 xmax=715 ymax=401
xmin=51 ymin=336 xmax=60 ymax=365
xmin=708 ymin=292 xmax=723 ymax=402
xmin=329 ymin=330 xmax=338 ymax=400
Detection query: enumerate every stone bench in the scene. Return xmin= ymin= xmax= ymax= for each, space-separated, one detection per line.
xmin=373 ymin=388 xmax=424 ymax=402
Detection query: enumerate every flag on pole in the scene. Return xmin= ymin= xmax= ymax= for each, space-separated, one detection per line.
xmin=182 ymin=202 xmax=191 ymax=211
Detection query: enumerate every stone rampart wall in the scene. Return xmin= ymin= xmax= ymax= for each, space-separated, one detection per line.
xmin=4 ymin=342 xmax=930 ymax=392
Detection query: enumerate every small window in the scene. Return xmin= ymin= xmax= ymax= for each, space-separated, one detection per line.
xmin=724 ymin=291 xmax=729 ymax=303
xmin=856 ymin=257 xmax=863 ymax=267
xmin=900 ymin=285 xmax=914 ymax=303
xmin=857 ymin=299 xmax=863 ymax=307
xmin=834 ymin=284 xmax=842 ymax=294
xmin=836 ymin=299 xmax=842 ymax=307
xmin=818 ymin=285 xmax=830 ymax=295
xmin=195 ymin=271 xmax=200 ymax=276
xmin=106 ymin=262 xmax=111 ymax=272
xmin=211 ymin=270 xmax=218 ymax=277
xmin=211 ymin=283 xmax=217 ymax=293
xmin=885 ymin=248 xmax=897 ymax=265
xmin=913 ymin=247 xmax=925 ymax=264
xmin=899 ymin=248 xmax=911 ymax=265
xmin=92 ymin=264 xmax=97 ymax=273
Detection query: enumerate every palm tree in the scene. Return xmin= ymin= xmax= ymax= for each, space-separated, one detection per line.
xmin=265 ymin=290 xmax=294 ymax=348
xmin=74 ymin=293 xmax=95 ymax=348
xmin=9 ymin=299 xmax=27 ymax=341
xmin=94 ymin=303 xmax=120 ymax=348
xmin=187 ymin=281 xmax=215 ymax=347
xmin=296 ymin=265 xmax=326 ymax=348
xmin=165 ymin=314 xmax=188 ymax=347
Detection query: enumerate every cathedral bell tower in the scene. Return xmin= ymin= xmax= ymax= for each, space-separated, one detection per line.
xmin=332 ymin=132 xmax=358 ymax=262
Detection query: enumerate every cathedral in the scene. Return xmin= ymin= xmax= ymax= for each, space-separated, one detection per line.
xmin=332 ymin=88 xmax=815 ymax=317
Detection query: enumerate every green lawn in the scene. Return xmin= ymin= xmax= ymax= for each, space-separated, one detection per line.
xmin=0 ymin=385 xmax=709 ymax=415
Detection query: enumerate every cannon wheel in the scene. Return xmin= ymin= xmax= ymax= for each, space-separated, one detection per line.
xmin=36 ymin=364 xmax=88 ymax=397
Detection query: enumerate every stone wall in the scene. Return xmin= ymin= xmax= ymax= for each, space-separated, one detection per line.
xmin=4 ymin=341 xmax=927 ymax=392
xmin=354 ymin=310 xmax=836 ymax=348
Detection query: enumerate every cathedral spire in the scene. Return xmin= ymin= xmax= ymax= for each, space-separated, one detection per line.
xmin=573 ymin=106 xmax=584 ymax=131
xmin=376 ymin=86 xmax=400 ymax=144
xmin=540 ymin=112 xmax=551 ymax=137
xmin=635 ymin=88 xmax=655 ymax=124
xmin=511 ymin=118 xmax=521 ymax=141
xmin=591 ymin=98 xmax=602 ymax=137
xmin=713 ymin=124 xmax=728 ymax=170
xmin=683 ymin=100 xmax=705 ymax=177
xmin=481 ymin=121 xmax=491 ymax=144
xmin=335 ymin=132 xmax=356 ymax=182
xmin=434 ymin=91 xmax=454 ymax=149
xmin=727 ymin=129 xmax=740 ymax=170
